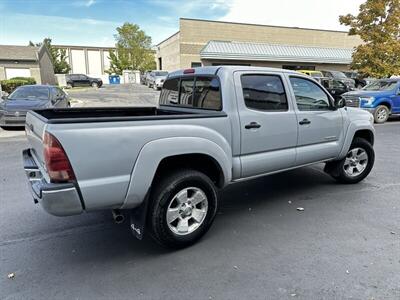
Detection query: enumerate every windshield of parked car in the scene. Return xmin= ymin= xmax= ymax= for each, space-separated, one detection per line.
xmin=311 ymin=73 xmax=323 ymax=78
xmin=330 ymin=71 xmax=347 ymax=79
xmin=155 ymin=72 xmax=168 ymax=76
xmin=8 ymin=86 xmax=50 ymax=100
xmin=363 ymin=81 xmax=398 ymax=91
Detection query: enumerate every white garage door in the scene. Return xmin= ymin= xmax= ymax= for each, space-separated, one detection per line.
xmin=5 ymin=68 xmax=31 ymax=79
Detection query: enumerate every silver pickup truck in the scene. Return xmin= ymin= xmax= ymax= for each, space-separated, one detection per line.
xmin=23 ymin=66 xmax=375 ymax=248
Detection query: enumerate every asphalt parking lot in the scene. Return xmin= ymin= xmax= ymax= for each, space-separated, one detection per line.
xmin=67 ymin=83 xmax=160 ymax=107
xmin=0 ymin=85 xmax=399 ymax=299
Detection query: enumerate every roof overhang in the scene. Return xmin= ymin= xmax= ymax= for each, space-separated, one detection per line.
xmin=200 ymin=41 xmax=353 ymax=65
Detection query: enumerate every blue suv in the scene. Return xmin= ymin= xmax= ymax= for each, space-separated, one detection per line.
xmin=342 ymin=79 xmax=400 ymax=123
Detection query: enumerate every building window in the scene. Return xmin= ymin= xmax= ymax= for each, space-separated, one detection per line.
xmin=241 ymin=74 xmax=288 ymax=111
xmin=191 ymin=62 xmax=202 ymax=68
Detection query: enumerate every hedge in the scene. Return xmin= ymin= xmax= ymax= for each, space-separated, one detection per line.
xmin=0 ymin=77 xmax=37 ymax=94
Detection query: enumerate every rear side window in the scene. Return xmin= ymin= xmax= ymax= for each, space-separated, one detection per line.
xmin=241 ymin=74 xmax=288 ymax=111
xmin=160 ymin=76 xmax=222 ymax=110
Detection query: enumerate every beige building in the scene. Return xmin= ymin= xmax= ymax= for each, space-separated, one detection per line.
xmin=0 ymin=45 xmax=56 ymax=84
xmin=156 ymin=18 xmax=362 ymax=72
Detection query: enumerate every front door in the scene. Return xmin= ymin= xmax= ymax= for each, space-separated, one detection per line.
xmin=287 ymin=75 xmax=344 ymax=165
xmin=235 ymin=72 xmax=298 ymax=178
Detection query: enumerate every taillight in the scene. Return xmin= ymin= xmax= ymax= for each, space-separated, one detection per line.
xmin=43 ymin=132 xmax=76 ymax=183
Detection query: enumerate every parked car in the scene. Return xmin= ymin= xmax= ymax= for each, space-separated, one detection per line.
xmin=140 ymin=71 xmax=150 ymax=85
xmin=342 ymin=78 xmax=400 ymax=123
xmin=298 ymin=70 xmax=324 ymax=82
xmin=320 ymin=78 xmax=352 ymax=101
xmin=147 ymin=71 xmax=168 ymax=90
xmin=23 ymin=66 xmax=375 ymax=249
xmin=66 ymin=74 xmax=102 ymax=88
xmin=321 ymin=70 xmax=355 ymax=89
xmin=0 ymin=85 xmax=70 ymax=128
xmin=343 ymin=71 xmax=375 ymax=89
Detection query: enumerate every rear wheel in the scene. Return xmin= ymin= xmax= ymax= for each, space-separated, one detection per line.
xmin=326 ymin=137 xmax=374 ymax=184
xmin=373 ymin=105 xmax=390 ymax=123
xmin=66 ymin=83 xmax=73 ymax=89
xmin=91 ymin=82 xmax=99 ymax=88
xmin=148 ymin=169 xmax=218 ymax=249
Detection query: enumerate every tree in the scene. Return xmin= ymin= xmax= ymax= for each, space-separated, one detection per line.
xmin=107 ymin=22 xmax=156 ymax=74
xmin=339 ymin=0 xmax=400 ymax=78
xmin=29 ymin=38 xmax=71 ymax=74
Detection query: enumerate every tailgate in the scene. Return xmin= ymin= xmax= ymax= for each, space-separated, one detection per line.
xmin=25 ymin=111 xmax=47 ymax=167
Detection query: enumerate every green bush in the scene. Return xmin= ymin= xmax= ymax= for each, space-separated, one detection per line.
xmin=10 ymin=77 xmax=36 ymax=85
xmin=0 ymin=77 xmax=36 ymax=93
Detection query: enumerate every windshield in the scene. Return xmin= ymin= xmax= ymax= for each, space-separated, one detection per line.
xmin=363 ymin=81 xmax=398 ymax=91
xmin=155 ymin=72 xmax=168 ymax=76
xmin=311 ymin=73 xmax=323 ymax=78
xmin=330 ymin=71 xmax=347 ymax=79
xmin=8 ymin=86 xmax=50 ymax=100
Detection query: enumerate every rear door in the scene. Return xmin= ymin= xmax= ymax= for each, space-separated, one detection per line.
xmin=79 ymin=75 xmax=90 ymax=86
xmin=287 ymin=75 xmax=344 ymax=165
xmin=235 ymin=71 xmax=298 ymax=178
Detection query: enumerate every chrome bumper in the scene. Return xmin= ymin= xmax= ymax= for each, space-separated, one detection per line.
xmin=23 ymin=149 xmax=83 ymax=216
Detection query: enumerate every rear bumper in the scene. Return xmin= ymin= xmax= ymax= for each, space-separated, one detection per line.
xmin=23 ymin=148 xmax=83 ymax=216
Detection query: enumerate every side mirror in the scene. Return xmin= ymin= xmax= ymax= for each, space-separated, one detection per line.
xmin=335 ymin=97 xmax=346 ymax=109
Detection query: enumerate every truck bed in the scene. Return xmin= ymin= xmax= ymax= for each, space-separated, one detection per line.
xmin=31 ymin=106 xmax=225 ymax=124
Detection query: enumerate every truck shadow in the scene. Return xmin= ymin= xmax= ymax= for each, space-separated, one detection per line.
xmin=54 ymin=164 xmax=340 ymax=263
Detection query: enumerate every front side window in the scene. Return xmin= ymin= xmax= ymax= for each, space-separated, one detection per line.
xmin=289 ymin=77 xmax=331 ymax=111
xmin=241 ymin=74 xmax=288 ymax=111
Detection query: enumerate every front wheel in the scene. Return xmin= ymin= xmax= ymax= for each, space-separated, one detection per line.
xmin=326 ymin=137 xmax=375 ymax=184
xmin=91 ymin=82 xmax=99 ymax=88
xmin=374 ymin=105 xmax=390 ymax=123
xmin=148 ymin=169 xmax=218 ymax=249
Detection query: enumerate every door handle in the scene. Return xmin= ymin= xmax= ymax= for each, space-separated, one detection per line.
xmin=245 ymin=122 xmax=261 ymax=129
xmin=299 ymin=119 xmax=311 ymax=125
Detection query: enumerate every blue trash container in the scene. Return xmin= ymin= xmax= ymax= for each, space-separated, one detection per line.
xmin=109 ymin=75 xmax=120 ymax=84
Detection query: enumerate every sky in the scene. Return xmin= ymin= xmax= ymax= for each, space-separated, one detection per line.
xmin=0 ymin=0 xmax=364 ymax=47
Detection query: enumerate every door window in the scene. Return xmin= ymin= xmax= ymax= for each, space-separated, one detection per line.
xmin=241 ymin=74 xmax=288 ymax=111
xmin=289 ymin=77 xmax=331 ymax=111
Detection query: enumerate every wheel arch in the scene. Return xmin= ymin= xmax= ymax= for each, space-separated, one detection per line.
xmin=121 ymin=137 xmax=232 ymax=209
xmin=376 ymin=100 xmax=392 ymax=111
xmin=338 ymin=120 xmax=375 ymax=160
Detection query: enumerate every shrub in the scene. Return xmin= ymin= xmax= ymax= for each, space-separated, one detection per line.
xmin=0 ymin=77 xmax=36 ymax=93
xmin=10 ymin=77 xmax=36 ymax=85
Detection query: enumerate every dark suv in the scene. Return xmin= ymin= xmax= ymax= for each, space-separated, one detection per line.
xmin=320 ymin=70 xmax=355 ymax=89
xmin=66 ymin=74 xmax=103 ymax=88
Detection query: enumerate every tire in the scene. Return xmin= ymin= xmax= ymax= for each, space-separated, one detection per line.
xmin=147 ymin=82 xmax=151 ymax=88
xmin=356 ymin=84 xmax=363 ymax=89
xmin=153 ymin=84 xmax=158 ymax=90
xmin=326 ymin=137 xmax=375 ymax=184
xmin=91 ymin=82 xmax=99 ymax=88
xmin=148 ymin=169 xmax=218 ymax=249
xmin=66 ymin=83 xmax=73 ymax=89
xmin=373 ymin=105 xmax=390 ymax=123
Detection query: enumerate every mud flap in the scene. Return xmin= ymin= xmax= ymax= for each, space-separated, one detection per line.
xmin=324 ymin=160 xmax=341 ymax=177
xmin=129 ymin=193 xmax=150 ymax=240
